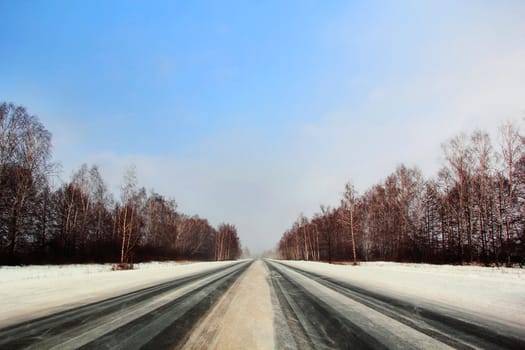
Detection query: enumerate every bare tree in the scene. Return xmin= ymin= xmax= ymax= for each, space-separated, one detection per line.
xmin=116 ymin=165 xmax=144 ymax=266
xmin=441 ymin=133 xmax=474 ymax=262
xmin=470 ymin=130 xmax=494 ymax=263
xmin=215 ymin=223 xmax=241 ymax=260
xmin=341 ymin=182 xmax=358 ymax=264
xmin=498 ymin=122 xmax=523 ymax=250
xmin=0 ymin=103 xmax=52 ymax=263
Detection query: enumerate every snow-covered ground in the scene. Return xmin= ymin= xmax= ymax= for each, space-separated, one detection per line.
xmin=277 ymin=260 xmax=525 ymax=329
xmin=0 ymin=260 xmax=240 ymax=328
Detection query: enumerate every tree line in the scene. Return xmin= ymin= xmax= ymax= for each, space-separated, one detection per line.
xmin=0 ymin=102 xmax=241 ymax=265
xmin=278 ymin=122 xmax=525 ymax=266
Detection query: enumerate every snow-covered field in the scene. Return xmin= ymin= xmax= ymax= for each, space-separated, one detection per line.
xmin=0 ymin=260 xmax=239 ymax=328
xmin=278 ymin=260 xmax=525 ymax=329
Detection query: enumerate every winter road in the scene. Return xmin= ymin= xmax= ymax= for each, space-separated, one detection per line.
xmin=1 ymin=259 xmax=524 ymax=349
xmin=267 ymin=260 xmax=525 ymax=350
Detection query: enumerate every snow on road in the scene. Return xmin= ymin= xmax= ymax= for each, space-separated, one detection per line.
xmin=0 ymin=260 xmax=240 ymax=328
xmin=277 ymin=260 xmax=525 ymax=329
xmin=183 ymin=260 xmax=275 ymax=350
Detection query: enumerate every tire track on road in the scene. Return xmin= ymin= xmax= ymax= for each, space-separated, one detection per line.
xmin=267 ymin=260 xmax=389 ymax=350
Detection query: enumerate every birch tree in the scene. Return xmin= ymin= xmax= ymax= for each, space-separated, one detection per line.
xmin=0 ymin=103 xmax=52 ymax=263
xmin=116 ymin=165 xmax=144 ymax=266
xmin=341 ymin=182 xmax=358 ymax=264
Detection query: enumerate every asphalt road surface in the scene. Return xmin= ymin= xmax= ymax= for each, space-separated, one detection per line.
xmin=1 ymin=259 xmax=524 ymax=350
xmin=266 ymin=260 xmax=525 ymax=350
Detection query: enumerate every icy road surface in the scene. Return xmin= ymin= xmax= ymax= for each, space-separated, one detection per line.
xmin=1 ymin=259 xmax=524 ymax=349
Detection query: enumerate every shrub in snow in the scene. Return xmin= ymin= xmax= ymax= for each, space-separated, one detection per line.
xmin=112 ymin=263 xmax=134 ymax=271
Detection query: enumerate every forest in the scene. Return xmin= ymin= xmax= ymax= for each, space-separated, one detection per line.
xmin=0 ymin=102 xmax=242 ymax=265
xmin=278 ymin=121 xmax=525 ymax=266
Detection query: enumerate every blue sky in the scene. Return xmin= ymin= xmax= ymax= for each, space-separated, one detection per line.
xmin=1 ymin=0 xmax=524 ymax=252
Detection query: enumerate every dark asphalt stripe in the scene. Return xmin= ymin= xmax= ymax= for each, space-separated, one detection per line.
xmin=143 ymin=262 xmax=250 ymax=350
xmin=275 ymin=261 xmax=525 ymax=350
xmin=0 ymin=261 xmax=247 ymax=349
xmin=267 ymin=261 xmax=388 ymax=350
xmin=269 ymin=268 xmax=316 ymax=350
